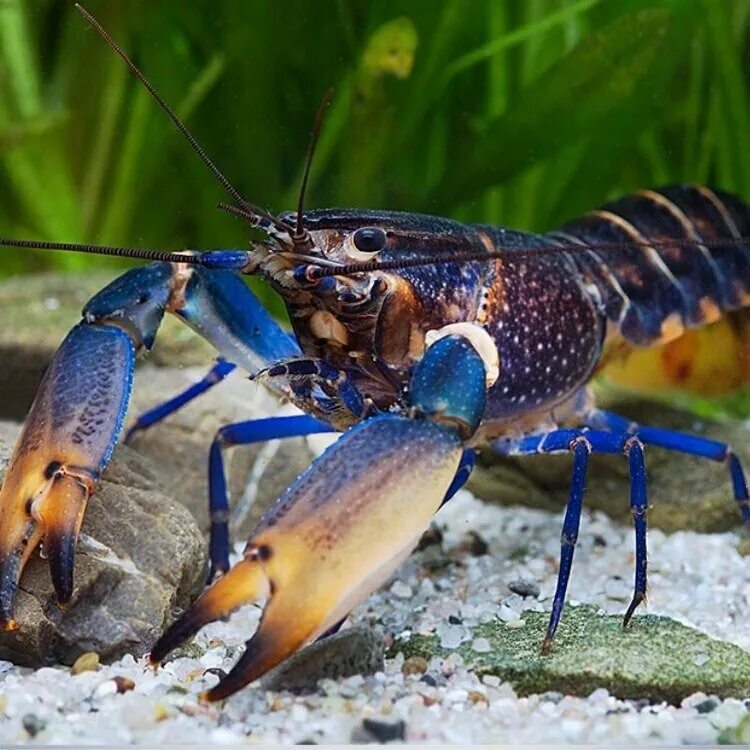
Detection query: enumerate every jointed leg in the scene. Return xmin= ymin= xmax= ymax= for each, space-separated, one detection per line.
xmin=257 ymin=358 xmax=371 ymax=424
xmin=494 ymin=428 xmax=648 ymax=648
xmin=125 ymin=359 xmax=236 ymax=442
xmin=543 ymin=437 xmax=589 ymax=653
xmin=587 ymin=409 xmax=750 ymax=524
xmin=624 ymin=438 xmax=648 ymax=627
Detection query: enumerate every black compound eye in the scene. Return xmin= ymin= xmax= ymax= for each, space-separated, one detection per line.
xmin=352 ymin=227 xmax=387 ymax=254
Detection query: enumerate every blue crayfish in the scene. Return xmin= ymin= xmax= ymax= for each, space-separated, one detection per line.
xmin=0 ymin=5 xmax=749 ymax=701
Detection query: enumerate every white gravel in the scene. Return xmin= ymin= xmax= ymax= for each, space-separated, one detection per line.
xmin=2 ymin=488 xmax=750 ymax=745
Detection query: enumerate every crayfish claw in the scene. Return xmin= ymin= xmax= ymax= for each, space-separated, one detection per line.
xmin=0 ymin=323 xmax=135 ymax=622
xmin=152 ymin=411 xmax=464 ymax=700
xmin=150 ymin=558 xmax=268 ymax=667
xmin=40 ymin=474 xmax=90 ymax=604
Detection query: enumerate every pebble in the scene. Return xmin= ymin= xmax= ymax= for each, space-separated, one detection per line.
xmin=508 ymin=579 xmax=541 ymax=598
xmin=113 ymin=676 xmax=136 ymax=694
xmin=22 ymin=713 xmax=46 ymax=737
xmin=1 ymin=490 xmax=750 ymax=745
xmin=402 ymin=657 xmax=428 ymax=676
xmin=471 ymin=637 xmax=491 ymax=653
xmin=390 ymin=581 xmax=413 ymax=599
xmin=70 ymin=652 xmax=100 ymax=675
xmin=436 ymin=624 xmax=466 ymax=649
xmin=695 ymin=697 xmax=719 ymax=714
xmin=463 ymin=531 xmax=489 ymax=556
xmin=498 ymin=605 xmax=521 ymax=622
xmin=361 ymin=718 xmax=406 ymax=743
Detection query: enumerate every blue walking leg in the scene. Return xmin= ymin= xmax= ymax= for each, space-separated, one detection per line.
xmin=257 ymin=358 xmax=370 ymax=422
xmin=494 ymin=427 xmax=647 ymax=647
xmin=624 ymin=438 xmax=648 ymax=627
xmin=125 ymin=359 xmax=236 ymax=442
xmin=208 ymin=414 xmax=337 ymax=579
xmin=542 ymin=437 xmax=590 ymax=652
xmin=588 ymin=409 xmax=750 ymax=525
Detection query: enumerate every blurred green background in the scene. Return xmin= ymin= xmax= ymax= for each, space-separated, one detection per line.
xmin=0 ymin=0 xmax=749 ymax=418
xmin=0 ymin=0 xmax=748 ymax=288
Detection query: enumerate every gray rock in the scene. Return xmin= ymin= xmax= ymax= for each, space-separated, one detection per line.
xmin=260 ymin=627 xmax=384 ymax=693
xmin=0 ymin=422 xmax=207 ymax=668
xmin=468 ymin=399 xmax=750 ymax=533
xmin=391 ymin=605 xmax=750 ymax=704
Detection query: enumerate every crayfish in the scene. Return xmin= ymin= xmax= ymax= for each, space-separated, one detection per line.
xmin=0 ymin=5 xmax=749 ymax=701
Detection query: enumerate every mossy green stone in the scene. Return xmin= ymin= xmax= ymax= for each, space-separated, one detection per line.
xmin=391 ymin=606 xmax=750 ymax=704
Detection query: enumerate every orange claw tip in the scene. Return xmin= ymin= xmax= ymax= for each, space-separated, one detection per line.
xmin=0 ymin=618 xmax=18 ymax=632
xmin=149 ymin=558 xmax=267 ymax=665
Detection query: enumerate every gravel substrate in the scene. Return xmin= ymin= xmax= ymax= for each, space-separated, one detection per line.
xmin=2 ymin=486 xmax=750 ymax=745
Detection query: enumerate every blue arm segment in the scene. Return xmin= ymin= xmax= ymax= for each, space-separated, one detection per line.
xmin=175 ymin=266 xmax=300 ymax=376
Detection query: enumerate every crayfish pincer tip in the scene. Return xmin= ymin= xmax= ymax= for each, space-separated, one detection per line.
xmin=150 ymin=558 xmax=267 ymax=665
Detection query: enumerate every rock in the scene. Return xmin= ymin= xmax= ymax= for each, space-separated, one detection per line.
xmin=468 ymin=399 xmax=750 ymax=533
xmin=507 ymin=579 xmax=540 ymax=599
xmin=260 ymin=627 xmax=384 ymax=693
xmin=390 ymin=605 xmax=750 ymax=704
xmin=21 ymin=713 xmax=46 ymax=738
xmin=127 ymin=365 xmax=323 ymax=540
xmin=0 ymin=421 xmax=207 ymax=668
xmin=356 ymin=718 xmax=406 ymax=743
xmin=0 ymin=272 xmax=215 ymax=419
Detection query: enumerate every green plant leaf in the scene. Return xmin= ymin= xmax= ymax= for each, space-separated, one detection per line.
xmin=428 ymin=8 xmax=672 ymax=211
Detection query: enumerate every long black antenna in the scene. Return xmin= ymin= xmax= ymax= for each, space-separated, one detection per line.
xmin=0 ymin=237 xmax=206 ymax=265
xmin=306 ymin=235 xmax=750 ymax=278
xmin=294 ymin=88 xmax=334 ymax=243
xmin=75 ymin=3 xmax=247 ymax=208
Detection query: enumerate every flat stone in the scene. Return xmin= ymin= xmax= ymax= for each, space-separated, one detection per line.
xmin=468 ymin=399 xmax=750 ymax=533
xmin=390 ymin=605 xmax=750 ymax=704
xmin=260 ymin=627 xmax=384 ymax=693
xmin=0 ymin=272 xmax=214 ymax=419
xmin=0 ymin=422 xmax=207 ymax=668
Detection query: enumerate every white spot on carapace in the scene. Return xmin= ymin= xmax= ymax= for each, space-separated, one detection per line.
xmin=425 ymin=322 xmax=500 ymax=387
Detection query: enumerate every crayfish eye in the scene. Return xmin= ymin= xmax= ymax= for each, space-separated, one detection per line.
xmin=352 ymin=227 xmax=387 ymax=254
